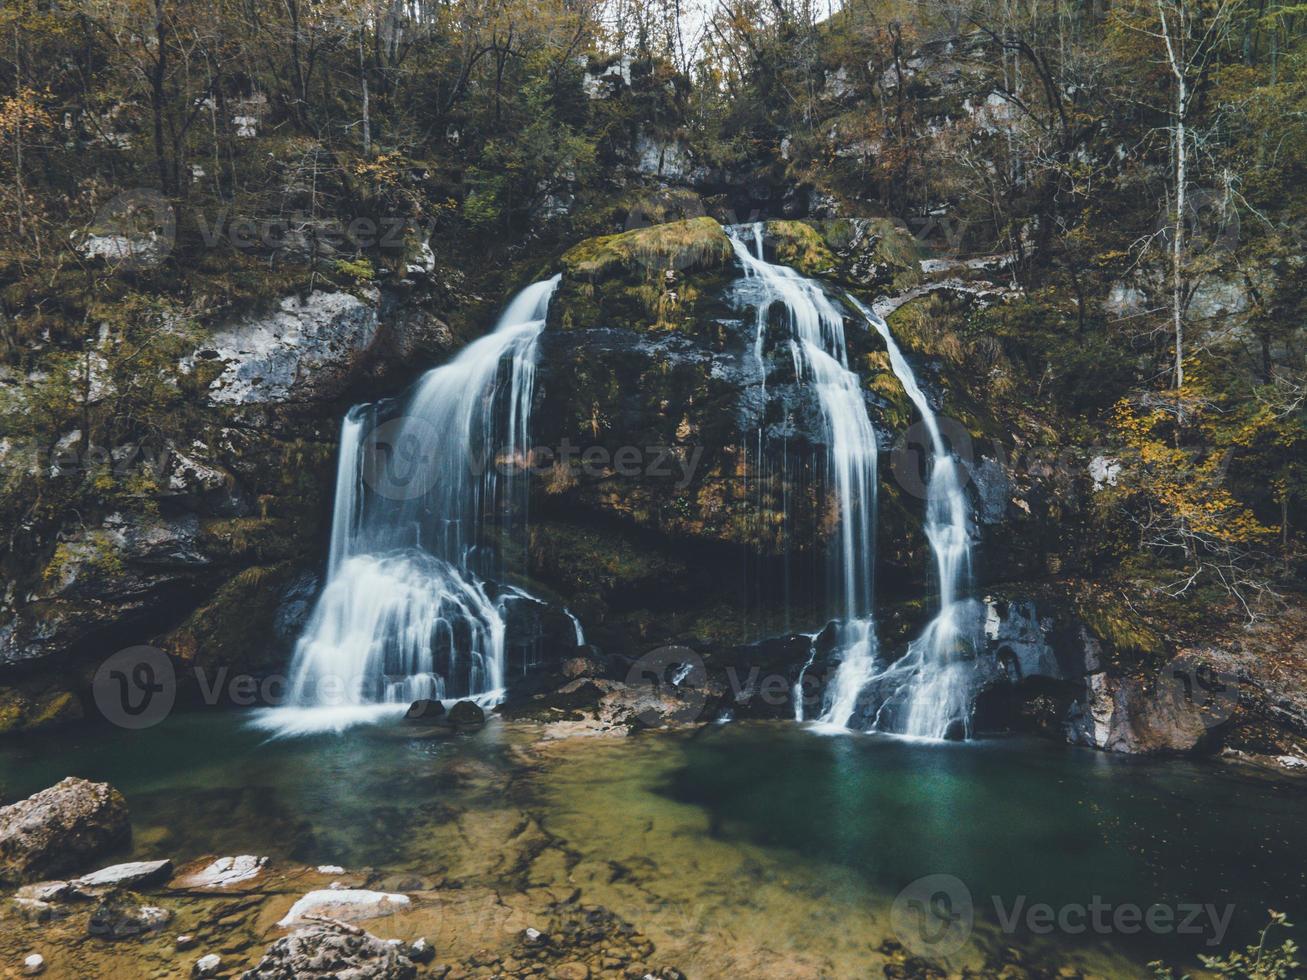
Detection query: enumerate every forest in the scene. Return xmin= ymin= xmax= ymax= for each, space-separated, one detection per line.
xmin=0 ymin=0 xmax=1306 ymax=977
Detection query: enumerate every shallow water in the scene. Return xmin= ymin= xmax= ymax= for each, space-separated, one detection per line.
xmin=2 ymin=713 xmax=1303 ymax=977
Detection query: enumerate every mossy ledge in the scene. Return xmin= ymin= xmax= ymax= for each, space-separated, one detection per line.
xmin=560 ymin=216 xmax=732 ymax=282
xmin=764 ymin=220 xmax=839 ymax=277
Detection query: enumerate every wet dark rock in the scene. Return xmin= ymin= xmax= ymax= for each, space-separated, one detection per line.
xmin=0 ymin=778 xmax=131 ymax=885
xmin=407 ymin=937 xmax=435 ymax=964
xmin=272 ymin=571 xmax=320 ymax=648
xmin=403 ymin=699 xmax=446 ymax=724
xmin=240 ymin=918 xmax=416 ymax=979
xmin=447 ymin=700 xmax=485 ymax=730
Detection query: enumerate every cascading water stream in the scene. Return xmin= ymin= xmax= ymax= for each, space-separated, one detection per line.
xmin=327 ymin=405 xmax=367 ymax=577
xmin=846 ymin=294 xmax=976 ymax=739
xmin=259 ymin=276 xmax=561 ymax=734
xmin=726 ymin=225 xmax=880 ymax=729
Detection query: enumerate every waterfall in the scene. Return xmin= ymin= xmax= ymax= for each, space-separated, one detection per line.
xmin=260 ymin=276 xmax=561 ymax=734
xmin=726 ymin=225 xmax=880 ymax=728
xmin=564 ymin=609 xmax=586 ymax=646
xmin=327 ymin=406 xmax=367 ymax=576
xmin=846 ymin=294 xmax=977 ymax=739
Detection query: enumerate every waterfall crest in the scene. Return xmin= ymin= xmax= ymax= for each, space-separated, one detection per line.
xmin=260 ymin=276 xmax=560 ymax=733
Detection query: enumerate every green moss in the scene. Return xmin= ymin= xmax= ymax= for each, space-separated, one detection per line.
xmin=528 ymin=521 xmax=688 ymax=614
xmin=765 ymin=220 xmax=838 ymax=277
xmin=168 ymin=562 xmax=296 ymax=671
xmin=0 ymin=693 xmax=27 ymax=735
xmin=40 ymin=534 xmax=125 ymax=592
xmin=553 ymin=218 xmax=736 ymax=334
xmin=1076 ymin=594 xmax=1167 ymax=664
xmin=561 ymin=217 xmax=731 ymax=282
xmin=25 ymin=691 xmax=83 ymax=731
xmin=815 ymin=217 xmax=921 ymax=289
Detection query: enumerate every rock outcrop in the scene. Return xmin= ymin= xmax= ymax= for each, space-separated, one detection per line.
xmin=1066 ymin=648 xmax=1239 ymax=755
xmin=242 ymin=919 xmax=417 ymax=979
xmin=197 ymin=290 xmax=381 ymax=407
xmin=0 ymin=779 xmax=130 ymax=885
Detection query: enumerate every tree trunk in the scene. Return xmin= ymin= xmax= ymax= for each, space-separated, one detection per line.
xmin=359 ymin=28 xmax=372 ymax=155
xmin=152 ymin=0 xmax=171 ymax=195
xmin=1158 ymin=0 xmax=1188 ymax=424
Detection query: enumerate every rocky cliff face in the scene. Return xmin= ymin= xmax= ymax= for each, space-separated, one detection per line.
xmin=0 ymin=278 xmax=458 ymax=734
xmin=0 ymin=210 xmax=1300 ymax=762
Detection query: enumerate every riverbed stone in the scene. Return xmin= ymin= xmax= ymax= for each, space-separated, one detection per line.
xmin=408 ymin=937 xmax=435 ymax=963
xmin=15 ymin=880 xmax=76 ymax=902
xmin=75 ymin=859 xmax=173 ymax=890
xmin=0 ymin=778 xmax=130 ymax=884
xmin=276 ymin=888 xmax=411 ymax=927
xmin=86 ymin=892 xmax=174 ymax=940
xmin=174 ymin=854 xmax=267 ymax=889
xmin=11 ymin=898 xmax=57 ymax=923
xmin=241 ymin=919 xmax=417 ymax=979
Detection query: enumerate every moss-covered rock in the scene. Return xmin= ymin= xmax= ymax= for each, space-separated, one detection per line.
xmin=553 ymin=218 xmax=736 ymax=335
xmin=1074 ymin=591 xmax=1168 ymax=668
xmin=764 ymin=220 xmax=838 ymax=277
xmin=0 ymin=687 xmax=84 ymax=736
xmin=560 ymin=216 xmax=732 ymax=283
xmin=165 ymin=562 xmax=300 ymax=673
xmin=814 ymin=217 xmax=921 ymax=290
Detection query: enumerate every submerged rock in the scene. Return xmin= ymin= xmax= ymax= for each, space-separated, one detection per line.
xmin=75 ymin=859 xmax=173 ymax=890
xmin=276 ymin=889 xmax=411 ymax=927
xmin=242 ymin=919 xmax=416 ymax=979
xmin=407 ymin=937 xmax=435 ymax=964
xmin=0 ymin=778 xmax=130 ymax=884
xmin=86 ymin=892 xmax=173 ymax=940
xmin=174 ymin=854 xmax=267 ymax=889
